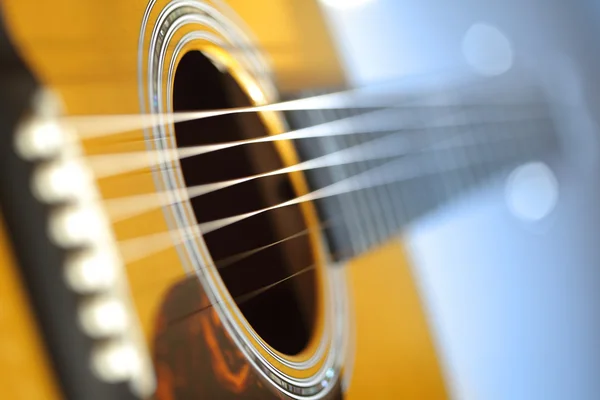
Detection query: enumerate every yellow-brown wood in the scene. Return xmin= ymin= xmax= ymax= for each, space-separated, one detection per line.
xmin=345 ymin=241 xmax=448 ymax=399
xmin=0 ymin=0 xmax=447 ymax=398
xmin=225 ymin=0 xmax=347 ymax=92
xmin=0 ymin=219 xmax=62 ymax=400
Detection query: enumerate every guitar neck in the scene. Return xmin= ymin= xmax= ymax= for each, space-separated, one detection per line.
xmin=286 ymin=76 xmax=560 ymax=260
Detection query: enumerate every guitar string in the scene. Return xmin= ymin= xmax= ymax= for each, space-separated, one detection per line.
xmin=77 ymin=103 xmax=480 ymax=148
xmin=80 ymin=104 xmax=545 ymax=179
xmin=124 ymin=220 xmax=345 ymax=296
xmin=212 ymin=222 xmax=336 ymax=270
xmin=119 ymin=216 xmax=330 ymax=266
xmin=104 ymin=128 xmax=425 ymax=222
xmin=116 ymin=123 xmax=532 ymax=264
xmin=61 ymin=80 xmax=541 ymax=139
xmin=162 ymin=264 xmax=317 ymax=328
xmin=84 ymin=106 xmax=448 ymax=177
xmin=84 ymin=102 xmax=541 ymax=148
xmin=198 ymin=127 xmax=527 ymax=235
xmin=104 ymin=115 xmax=543 ymax=222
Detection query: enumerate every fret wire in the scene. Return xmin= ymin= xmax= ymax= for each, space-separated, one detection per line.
xmin=332 ymin=107 xmax=380 ymax=255
xmin=305 ymin=104 xmax=364 ymax=258
xmin=430 ymin=91 xmax=463 ymax=205
xmin=444 ymin=91 xmax=482 ymax=209
xmin=359 ymin=108 xmax=399 ymax=242
xmin=446 ymin=103 xmax=478 ymax=197
xmin=416 ymin=105 xmax=442 ymax=218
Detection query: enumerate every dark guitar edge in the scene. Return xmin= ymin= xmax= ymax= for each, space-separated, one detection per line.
xmin=0 ymin=11 xmax=137 ymax=400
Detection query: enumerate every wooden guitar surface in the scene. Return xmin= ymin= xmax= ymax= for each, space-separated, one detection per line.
xmin=0 ymin=0 xmax=447 ymax=398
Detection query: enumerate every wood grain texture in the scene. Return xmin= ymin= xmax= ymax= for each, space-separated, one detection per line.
xmin=345 ymin=240 xmax=448 ymax=400
xmin=152 ymin=276 xmax=343 ymax=400
xmin=225 ymin=0 xmax=347 ymax=92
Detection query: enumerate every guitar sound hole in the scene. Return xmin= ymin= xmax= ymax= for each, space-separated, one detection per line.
xmin=172 ymin=51 xmax=316 ymax=356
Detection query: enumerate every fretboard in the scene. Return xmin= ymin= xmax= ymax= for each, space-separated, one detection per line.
xmin=286 ymin=75 xmax=559 ymax=261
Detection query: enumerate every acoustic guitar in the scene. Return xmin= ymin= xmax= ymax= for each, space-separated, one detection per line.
xmin=0 ymin=0 xmax=575 ymax=399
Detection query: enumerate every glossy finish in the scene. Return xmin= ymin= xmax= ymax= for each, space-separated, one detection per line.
xmin=0 ymin=0 xmax=447 ymax=398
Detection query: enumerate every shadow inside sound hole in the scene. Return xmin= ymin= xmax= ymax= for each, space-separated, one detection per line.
xmin=171 ymin=50 xmax=316 ymax=356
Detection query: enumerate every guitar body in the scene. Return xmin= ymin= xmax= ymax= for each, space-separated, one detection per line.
xmin=0 ymin=0 xmax=446 ymax=398
xmin=0 ymin=220 xmax=62 ymax=399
